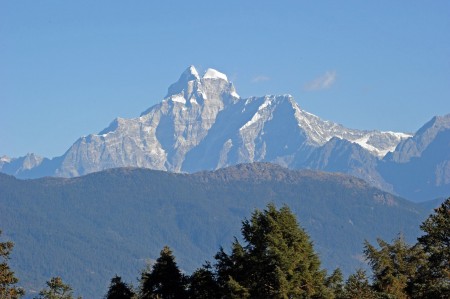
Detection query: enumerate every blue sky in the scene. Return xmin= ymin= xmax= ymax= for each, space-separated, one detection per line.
xmin=1 ymin=1 xmax=449 ymax=158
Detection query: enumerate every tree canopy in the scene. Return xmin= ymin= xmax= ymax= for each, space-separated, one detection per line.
xmin=140 ymin=246 xmax=187 ymax=299
xmin=214 ymin=203 xmax=331 ymax=298
xmin=0 ymin=230 xmax=24 ymax=298
xmin=2 ymin=198 xmax=449 ymax=298
xmin=34 ymin=276 xmax=80 ymax=299
xmin=105 ymin=275 xmax=135 ymax=299
xmin=363 ymin=197 xmax=450 ymax=298
xmin=413 ymin=198 xmax=450 ymax=298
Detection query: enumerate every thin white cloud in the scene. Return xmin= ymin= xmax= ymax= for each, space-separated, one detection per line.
xmin=304 ymin=71 xmax=337 ymax=91
xmin=251 ymin=75 xmax=270 ymax=83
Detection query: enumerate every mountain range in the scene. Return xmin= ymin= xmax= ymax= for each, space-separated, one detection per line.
xmin=1 ymin=66 xmax=449 ymax=201
xmin=0 ymin=163 xmax=436 ymax=298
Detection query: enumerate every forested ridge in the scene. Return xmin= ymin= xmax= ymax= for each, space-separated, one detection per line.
xmin=0 ymin=163 xmax=445 ymax=297
xmin=1 ymin=199 xmax=449 ymax=298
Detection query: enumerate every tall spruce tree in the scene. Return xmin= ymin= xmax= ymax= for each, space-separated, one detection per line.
xmin=140 ymin=246 xmax=187 ymax=299
xmin=363 ymin=235 xmax=424 ymax=299
xmin=412 ymin=198 xmax=450 ymax=298
xmin=188 ymin=262 xmax=221 ymax=299
xmin=35 ymin=276 xmax=80 ymax=299
xmin=214 ymin=204 xmax=330 ymax=299
xmin=0 ymin=230 xmax=24 ymax=298
xmin=325 ymin=268 xmax=344 ymax=299
xmin=340 ymin=269 xmax=378 ymax=299
xmin=105 ymin=275 xmax=135 ymax=299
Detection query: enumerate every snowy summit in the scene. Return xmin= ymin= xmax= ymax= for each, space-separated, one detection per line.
xmin=203 ymin=68 xmax=228 ymax=81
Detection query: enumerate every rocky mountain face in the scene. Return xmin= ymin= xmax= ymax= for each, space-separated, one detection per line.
xmin=378 ymin=114 xmax=450 ymax=201
xmin=0 ymin=153 xmax=44 ymax=175
xmin=52 ymin=66 xmax=406 ymax=177
xmin=56 ymin=66 xmax=240 ymax=177
xmin=300 ymin=137 xmax=391 ymax=191
xmin=1 ymin=66 xmax=449 ymax=201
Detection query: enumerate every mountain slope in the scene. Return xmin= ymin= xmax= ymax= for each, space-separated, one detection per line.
xmin=379 ymin=115 xmax=450 ymax=201
xmin=300 ymin=137 xmax=393 ymax=192
xmin=0 ymin=163 xmax=432 ymax=297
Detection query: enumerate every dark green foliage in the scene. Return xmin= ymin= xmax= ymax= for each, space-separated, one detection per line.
xmin=340 ymin=269 xmax=378 ymax=299
xmin=0 ymin=230 xmax=24 ymax=298
xmin=214 ymin=204 xmax=330 ymax=298
xmin=325 ymin=268 xmax=344 ymax=299
xmin=187 ymin=262 xmax=221 ymax=299
xmin=364 ymin=236 xmax=424 ymax=299
xmin=105 ymin=275 xmax=135 ymax=299
xmin=140 ymin=246 xmax=187 ymax=299
xmin=35 ymin=276 xmax=79 ymax=299
xmin=412 ymin=198 xmax=450 ymax=298
xmin=360 ymin=197 xmax=450 ymax=299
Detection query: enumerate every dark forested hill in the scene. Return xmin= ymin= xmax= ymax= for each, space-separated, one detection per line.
xmin=0 ymin=163 xmax=437 ymax=298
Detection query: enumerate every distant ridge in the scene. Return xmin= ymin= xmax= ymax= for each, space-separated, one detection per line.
xmin=0 ymin=162 xmax=433 ymax=297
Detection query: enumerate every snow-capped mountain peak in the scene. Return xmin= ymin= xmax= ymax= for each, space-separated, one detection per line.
xmin=1 ymin=66 xmax=427 ymax=194
xmin=187 ymin=65 xmax=200 ymax=79
xmin=163 ymin=65 xmax=239 ymax=108
xmin=203 ymin=68 xmax=228 ymax=81
xmin=0 ymin=155 xmax=11 ymax=163
xmin=166 ymin=65 xmax=200 ymax=98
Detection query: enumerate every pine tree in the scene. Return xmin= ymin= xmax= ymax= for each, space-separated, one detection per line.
xmin=105 ymin=275 xmax=135 ymax=299
xmin=140 ymin=246 xmax=187 ymax=299
xmin=214 ymin=204 xmax=330 ymax=298
xmin=363 ymin=235 xmax=424 ymax=298
xmin=188 ymin=262 xmax=221 ymax=299
xmin=214 ymin=240 xmax=249 ymax=297
xmin=412 ymin=198 xmax=450 ymax=298
xmin=35 ymin=276 xmax=80 ymax=299
xmin=325 ymin=268 xmax=344 ymax=299
xmin=340 ymin=269 xmax=378 ymax=299
xmin=0 ymin=230 xmax=24 ymax=298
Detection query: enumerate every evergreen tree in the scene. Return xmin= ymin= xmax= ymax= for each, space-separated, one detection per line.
xmin=140 ymin=246 xmax=187 ymax=299
xmin=364 ymin=235 xmax=424 ymax=299
xmin=0 ymin=230 xmax=24 ymax=298
xmin=340 ymin=269 xmax=378 ymax=299
xmin=214 ymin=204 xmax=330 ymax=298
xmin=187 ymin=262 xmax=221 ymax=299
xmin=325 ymin=268 xmax=344 ymax=299
xmin=105 ymin=275 xmax=135 ymax=299
xmin=35 ymin=276 xmax=80 ymax=299
xmin=412 ymin=198 xmax=450 ymax=298
xmin=214 ymin=241 xmax=249 ymax=297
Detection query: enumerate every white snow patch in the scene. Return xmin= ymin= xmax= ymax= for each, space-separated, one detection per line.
xmin=171 ymin=94 xmax=186 ymax=104
xmin=258 ymin=99 xmax=272 ymax=111
xmin=352 ymin=136 xmax=382 ymax=155
xmin=382 ymin=131 xmax=413 ymax=139
xmin=0 ymin=156 xmax=11 ymax=163
xmin=189 ymin=65 xmax=200 ymax=79
xmin=197 ymin=89 xmax=208 ymax=100
xmin=351 ymin=131 xmax=412 ymax=157
xmin=240 ymin=112 xmax=262 ymax=131
xmin=190 ymin=98 xmax=198 ymax=105
xmin=231 ymin=90 xmax=240 ymax=98
xmin=203 ymin=68 xmax=228 ymax=81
